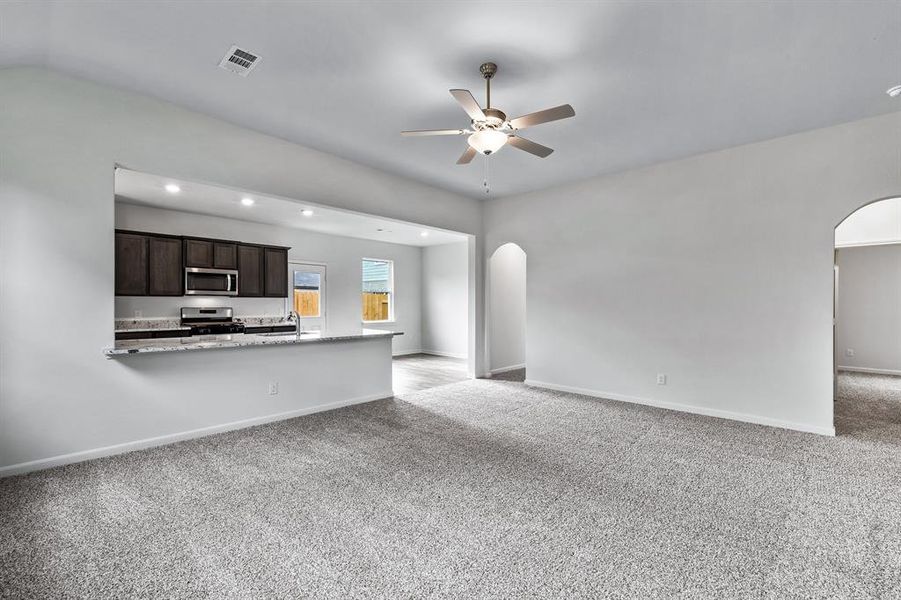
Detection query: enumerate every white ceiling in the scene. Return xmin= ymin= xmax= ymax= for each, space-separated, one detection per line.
xmin=115 ymin=169 xmax=468 ymax=247
xmin=4 ymin=1 xmax=900 ymax=199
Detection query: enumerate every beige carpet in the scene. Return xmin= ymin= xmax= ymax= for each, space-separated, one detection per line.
xmin=1 ymin=373 xmax=900 ymax=598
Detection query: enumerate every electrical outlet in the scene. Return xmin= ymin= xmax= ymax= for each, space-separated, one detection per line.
xmin=268 ymin=382 xmax=279 ymax=395
xmin=845 ymin=348 xmax=855 ymax=357
xmin=656 ymin=373 xmax=667 ymax=385
xmin=133 ymin=310 xmax=142 ymax=318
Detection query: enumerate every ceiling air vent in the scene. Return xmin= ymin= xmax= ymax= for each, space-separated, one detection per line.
xmin=219 ymin=45 xmax=261 ymax=77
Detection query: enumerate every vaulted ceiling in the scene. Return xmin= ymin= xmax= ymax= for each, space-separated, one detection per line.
xmin=2 ymin=1 xmax=899 ymax=198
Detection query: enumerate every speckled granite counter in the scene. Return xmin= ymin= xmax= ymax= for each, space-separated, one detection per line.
xmin=104 ymin=329 xmax=402 ymax=357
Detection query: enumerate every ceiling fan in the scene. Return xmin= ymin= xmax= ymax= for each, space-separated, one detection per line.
xmin=401 ymin=62 xmax=575 ymax=164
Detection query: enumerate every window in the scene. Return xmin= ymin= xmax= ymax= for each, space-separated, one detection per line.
xmin=293 ymin=270 xmax=321 ymax=317
xmin=362 ymin=258 xmax=393 ymax=322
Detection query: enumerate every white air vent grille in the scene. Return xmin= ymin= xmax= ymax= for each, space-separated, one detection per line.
xmin=219 ymin=45 xmax=261 ymax=77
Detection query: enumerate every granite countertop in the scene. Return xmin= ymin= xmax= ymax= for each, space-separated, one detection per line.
xmin=104 ymin=329 xmax=402 ymax=358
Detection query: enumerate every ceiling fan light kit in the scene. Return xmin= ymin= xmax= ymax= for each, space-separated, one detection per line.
xmin=401 ymin=62 xmax=575 ymax=164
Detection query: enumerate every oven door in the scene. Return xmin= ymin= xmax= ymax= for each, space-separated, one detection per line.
xmin=184 ymin=268 xmax=239 ymax=296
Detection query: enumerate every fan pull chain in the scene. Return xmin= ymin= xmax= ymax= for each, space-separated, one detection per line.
xmin=483 ymin=156 xmax=491 ymax=196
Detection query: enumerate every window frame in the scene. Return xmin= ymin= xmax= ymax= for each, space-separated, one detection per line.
xmin=361 ymin=257 xmax=395 ymax=324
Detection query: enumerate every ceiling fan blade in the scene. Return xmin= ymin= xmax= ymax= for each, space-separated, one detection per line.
xmin=450 ymin=89 xmax=486 ymax=121
xmin=401 ymin=129 xmax=467 ymax=137
xmin=508 ymin=135 xmax=554 ymax=158
xmin=509 ymin=104 xmax=575 ymax=130
xmin=456 ymin=146 xmax=477 ymax=165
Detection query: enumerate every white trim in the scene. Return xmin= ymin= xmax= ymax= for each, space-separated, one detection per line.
xmin=489 ymin=363 xmax=526 ymax=376
xmin=0 ymin=391 xmax=392 ymax=478
xmin=392 ymin=348 xmax=423 ymax=357
xmin=835 ymin=239 xmax=901 ymax=249
xmin=838 ymin=366 xmax=901 ymax=377
xmin=391 ymin=349 xmax=468 ymax=359
xmin=421 ymin=350 xmax=467 ymax=359
xmin=523 ymin=379 xmax=835 ymax=437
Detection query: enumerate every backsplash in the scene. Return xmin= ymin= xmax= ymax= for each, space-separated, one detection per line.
xmin=114 ymin=296 xmax=286 ymax=320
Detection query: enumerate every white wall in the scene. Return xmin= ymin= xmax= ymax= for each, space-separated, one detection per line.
xmin=421 ymin=242 xmax=468 ymax=358
xmin=115 ymin=203 xmax=423 ymax=355
xmin=488 ymin=243 xmax=527 ymax=372
xmin=0 ymin=67 xmax=483 ymax=471
xmin=485 ymin=111 xmax=901 ymax=435
xmin=836 ymin=245 xmax=901 ymax=375
xmin=835 ymin=196 xmax=901 ymax=247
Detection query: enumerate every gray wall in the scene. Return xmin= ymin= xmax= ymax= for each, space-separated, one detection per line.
xmin=115 ymin=203 xmax=424 ymax=355
xmin=421 ymin=242 xmax=468 ymax=358
xmin=0 ymin=67 xmax=482 ymax=471
xmin=484 ymin=111 xmax=901 ymax=435
xmin=488 ymin=243 xmax=527 ymax=372
xmin=836 ymin=244 xmax=901 ymax=375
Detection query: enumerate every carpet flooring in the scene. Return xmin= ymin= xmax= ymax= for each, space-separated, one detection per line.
xmin=2 ymin=373 xmax=901 ymax=598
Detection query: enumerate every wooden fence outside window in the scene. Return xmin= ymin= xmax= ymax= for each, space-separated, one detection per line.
xmin=362 ymin=292 xmax=390 ymax=321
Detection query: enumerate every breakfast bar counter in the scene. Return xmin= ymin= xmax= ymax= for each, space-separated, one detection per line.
xmin=104 ymin=329 xmax=402 ymax=357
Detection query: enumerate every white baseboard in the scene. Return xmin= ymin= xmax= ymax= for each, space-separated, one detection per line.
xmin=0 ymin=391 xmax=393 ymax=478
xmin=524 ymin=379 xmax=835 ymax=437
xmin=420 ymin=350 xmax=468 ymax=359
xmin=392 ymin=349 xmax=424 ymax=357
xmin=488 ymin=363 xmax=526 ymax=376
xmin=838 ymin=366 xmax=901 ymax=377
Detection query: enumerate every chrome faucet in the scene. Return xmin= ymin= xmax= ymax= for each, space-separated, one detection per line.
xmin=287 ymin=311 xmax=301 ymax=335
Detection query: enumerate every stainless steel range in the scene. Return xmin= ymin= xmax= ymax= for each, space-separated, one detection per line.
xmin=180 ymin=307 xmax=245 ymax=336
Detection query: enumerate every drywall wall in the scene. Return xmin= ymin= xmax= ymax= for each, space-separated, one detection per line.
xmin=835 ymin=196 xmax=901 ymax=247
xmin=0 ymin=67 xmax=482 ymax=471
xmin=488 ymin=243 xmax=527 ymax=372
xmin=421 ymin=242 xmax=468 ymax=358
xmin=485 ymin=111 xmax=901 ymax=435
xmin=836 ymin=245 xmax=901 ymax=375
xmin=115 ymin=202 xmax=423 ymax=355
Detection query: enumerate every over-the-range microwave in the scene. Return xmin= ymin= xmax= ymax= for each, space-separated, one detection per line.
xmin=185 ymin=267 xmax=238 ymax=296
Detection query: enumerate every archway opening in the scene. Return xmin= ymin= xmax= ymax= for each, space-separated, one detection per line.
xmin=833 ymin=196 xmax=901 ymax=432
xmin=488 ymin=243 xmax=527 ymax=381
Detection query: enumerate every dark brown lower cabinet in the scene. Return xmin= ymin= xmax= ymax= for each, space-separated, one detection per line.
xmin=237 ymin=244 xmax=263 ymax=297
xmin=148 ymin=236 xmax=183 ymax=295
xmin=115 ymin=232 xmax=148 ymax=296
xmin=264 ymin=247 xmax=288 ymax=297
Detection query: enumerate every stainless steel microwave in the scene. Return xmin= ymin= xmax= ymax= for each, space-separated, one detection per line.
xmin=185 ymin=267 xmax=238 ymax=296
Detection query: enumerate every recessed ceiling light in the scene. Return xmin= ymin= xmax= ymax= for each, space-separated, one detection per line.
xmin=301 ymin=209 xmax=314 ymax=217
xmin=420 ymin=231 xmax=429 ymax=238
xmin=887 ymin=85 xmax=901 ymax=98
xmin=241 ymin=197 xmax=255 ymax=206
xmin=164 ymin=183 xmax=181 ymax=194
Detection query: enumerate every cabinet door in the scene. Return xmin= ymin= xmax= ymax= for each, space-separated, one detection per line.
xmin=115 ymin=232 xmax=148 ymax=296
xmin=213 ymin=242 xmax=237 ymax=269
xmin=263 ymin=247 xmax=288 ymax=297
xmin=237 ymin=244 xmax=263 ymax=297
xmin=148 ymin=236 xmax=183 ymax=296
xmin=184 ymin=239 xmax=213 ymax=267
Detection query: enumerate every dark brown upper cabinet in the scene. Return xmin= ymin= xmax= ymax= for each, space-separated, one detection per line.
xmin=115 ymin=232 xmax=148 ymax=296
xmin=263 ymin=247 xmax=288 ymax=297
xmin=213 ymin=242 xmax=237 ymax=269
xmin=237 ymin=244 xmax=263 ymax=297
xmin=184 ymin=238 xmax=213 ymax=268
xmin=115 ymin=229 xmax=287 ymax=297
xmin=147 ymin=236 xmax=183 ymax=296
xmin=184 ymin=238 xmax=237 ymax=269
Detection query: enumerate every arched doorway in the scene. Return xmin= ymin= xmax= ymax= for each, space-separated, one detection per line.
xmin=488 ymin=243 xmax=527 ymax=380
xmin=833 ymin=196 xmax=901 ymax=430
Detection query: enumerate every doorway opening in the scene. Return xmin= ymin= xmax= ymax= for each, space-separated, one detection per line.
xmin=488 ymin=243 xmax=527 ymax=382
xmin=833 ymin=196 xmax=901 ymax=433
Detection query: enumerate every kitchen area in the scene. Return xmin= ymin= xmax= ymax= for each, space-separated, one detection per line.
xmin=103 ymin=167 xmax=470 ymax=440
xmin=109 ymin=227 xmax=399 ymax=357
